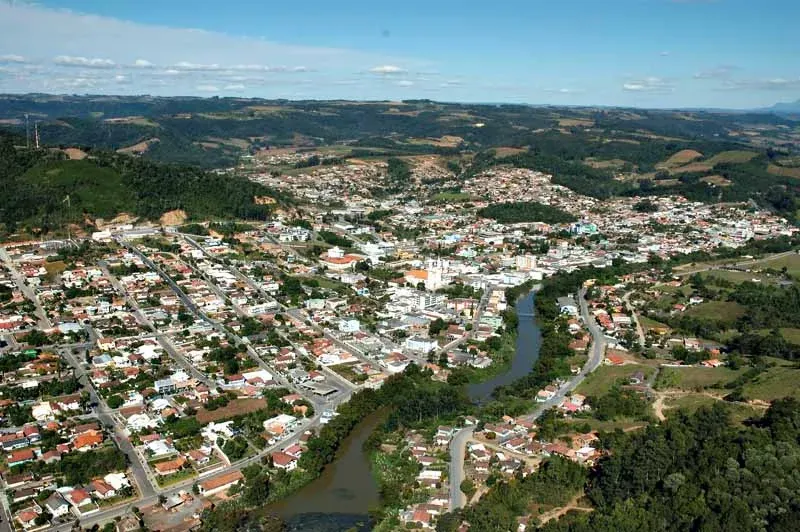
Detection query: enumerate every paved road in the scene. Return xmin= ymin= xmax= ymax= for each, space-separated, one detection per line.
xmin=49 ymin=407 xmax=323 ymax=532
xmin=622 ymin=291 xmax=646 ymax=348
xmin=448 ymin=426 xmax=476 ymax=511
xmin=0 ymin=247 xmax=53 ymax=330
xmin=59 ymin=348 xmax=157 ymax=499
xmin=522 ymin=287 xmax=606 ymax=422
xmin=99 ymin=261 xmax=216 ymax=388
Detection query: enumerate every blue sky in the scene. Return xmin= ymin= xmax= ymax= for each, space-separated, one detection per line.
xmin=0 ymin=0 xmax=798 ymax=108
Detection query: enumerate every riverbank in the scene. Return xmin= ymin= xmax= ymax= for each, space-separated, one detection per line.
xmin=267 ymin=409 xmax=387 ymax=531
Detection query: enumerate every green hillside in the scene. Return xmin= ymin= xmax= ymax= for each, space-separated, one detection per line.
xmin=0 ymin=134 xmax=286 ymax=233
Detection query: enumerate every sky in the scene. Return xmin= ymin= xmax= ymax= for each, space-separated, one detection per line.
xmin=0 ymin=0 xmax=798 ymax=109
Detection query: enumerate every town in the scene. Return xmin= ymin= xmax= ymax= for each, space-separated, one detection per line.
xmin=0 ymin=156 xmax=797 ymax=532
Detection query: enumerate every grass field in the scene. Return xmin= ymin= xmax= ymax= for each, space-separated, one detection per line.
xmin=576 ymin=364 xmax=655 ymax=397
xmin=671 ymin=162 xmax=713 ymax=174
xmin=639 ymin=315 xmax=671 ymax=333
xmin=755 ymin=253 xmax=800 ymax=276
xmin=430 ymin=191 xmax=473 ymax=203
xmin=742 ymin=365 xmax=800 ymax=401
xmin=699 ymin=270 xmax=772 ymax=284
xmin=196 ymin=398 xmax=267 ymax=424
xmin=706 ymin=150 xmax=758 ymax=165
xmin=700 ymin=175 xmax=731 ymax=186
xmin=656 ymin=366 xmax=747 ymax=390
xmin=767 ymin=164 xmax=800 ymax=179
xmin=657 ymin=149 xmax=703 ymax=169
xmin=684 ymin=300 xmax=746 ymax=321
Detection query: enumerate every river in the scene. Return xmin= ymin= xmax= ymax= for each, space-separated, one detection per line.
xmin=267 ymin=410 xmax=384 ymax=532
xmin=268 ymin=290 xmax=541 ymax=531
xmin=467 ymin=291 xmax=543 ymax=401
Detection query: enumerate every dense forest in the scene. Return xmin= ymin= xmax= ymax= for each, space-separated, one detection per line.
xmin=0 ymin=133 xmax=288 ymax=233
xmin=537 ymin=400 xmax=800 ymax=532
xmin=478 ymin=201 xmax=577 ymax=225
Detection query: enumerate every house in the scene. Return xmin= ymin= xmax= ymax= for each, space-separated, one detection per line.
xmin=89 ymin=479 xmax=116 ymax=499
xmin=8 ymin=448 xmax=35 ymax=467
xmin=15 ymin=505 xmax=42 ymax=530
xmin=271 ymin=451 xmax=298 ymax=471
xmin=404 ymin=335 xmax=438 ymax=354
xmin=73 ymin=430 xmax=103 ymax=452
xmin=44 ymin=492 xmax=70 ymax=518
xmin=198 ymin=470 xmax=244 ymax=496
xmin=65 ymin=488 xmax=93 ymax=508
xmin=154 ymin=456 xmax=186 ymax=476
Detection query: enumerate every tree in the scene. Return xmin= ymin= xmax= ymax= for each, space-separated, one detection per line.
xmin=106 ymin=394 xmax=124 ymax=409
xmin=460 ymin=478 xmax=476 ymax=497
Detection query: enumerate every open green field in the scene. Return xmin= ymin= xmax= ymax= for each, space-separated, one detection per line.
xmin=576 ymin=364 xmax=655 ymax=397
xmin=639 ymin=315 xmax=671 ymax=332
xmin=684 ymin=300 xmax=746 ymax=321
xmin=706 ymin=150 xmax=758 ymax=165
xmin=742 ymin=365 xmax=800 ymax=401
xmin=699 ymin=270 xmax=773 ymax=284
xmin=430 ymin=191 xmax=473 ymax=203
xmin=754 ymin=253 xmax=800 ymax=276
xmin=656 ymin=365 xmax=747 ymax=390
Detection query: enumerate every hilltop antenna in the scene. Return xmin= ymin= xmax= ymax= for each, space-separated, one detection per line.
xmin=34 ymin=121 xmax=40 ymax=149
xmin=63 ymin=195 xmax=71 ymax=242
xmin=25 ymin=113 xmax=30 ymax=149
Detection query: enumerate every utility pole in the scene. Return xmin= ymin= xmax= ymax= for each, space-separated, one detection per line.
xmin=25 ymin=113 xmax=30 ymax=149
xmin=34 ymin=121 xmax=40 ymax=149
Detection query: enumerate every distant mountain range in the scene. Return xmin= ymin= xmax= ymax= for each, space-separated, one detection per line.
xmin=764 ymin=99 xmax=800 ymax=114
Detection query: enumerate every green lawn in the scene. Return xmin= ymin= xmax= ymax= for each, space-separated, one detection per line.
xmin=656 ymin=366 xmax=747 ymax=390
xmin=684 ymin=300 xmax=745 ymax=321
xmin=699 ymin=270 xmax=775 ymax=285
xmin=576 ymin=364 xmax=655 ymax=397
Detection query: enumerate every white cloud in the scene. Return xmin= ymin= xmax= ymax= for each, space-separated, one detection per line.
xmin=114 ymin=74 xmax=129 ymax=83
xmin=223 ymin=83 xmax=245 ymax=91
xmin=0 ymin=54 xmax=26 ymax=63
xmin=196 ymin=84 xmax=220 ymax=92
xmin=545 ymin=88 xmax=584 ymax=94
xmin=174 ymin=61 xmax=221 ymax=71
xmin=370 ymin=65 xmax=406 ymax=74
xmin=622 ymin=77 xmax=674 ymax=93
xmin=396 ymin=80 xmax=414 ymax=87
xmin=718 ymin=77 xmax=800 ymax=91
xmin=54 ymin=55 xmax=116 ymax=68
xmin=660 ymin=51 xmax=670 ymax=57
xmin=694 ymin=65 xmax=736 ymax=79
xmin=0 ymin=4 xmax=426 ymax=98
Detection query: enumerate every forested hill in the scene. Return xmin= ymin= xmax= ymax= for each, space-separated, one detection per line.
xmin=0 ymin=133 xmax=286 ymax=234
xmin=541 ymin=399 xmax=800 ymax=532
